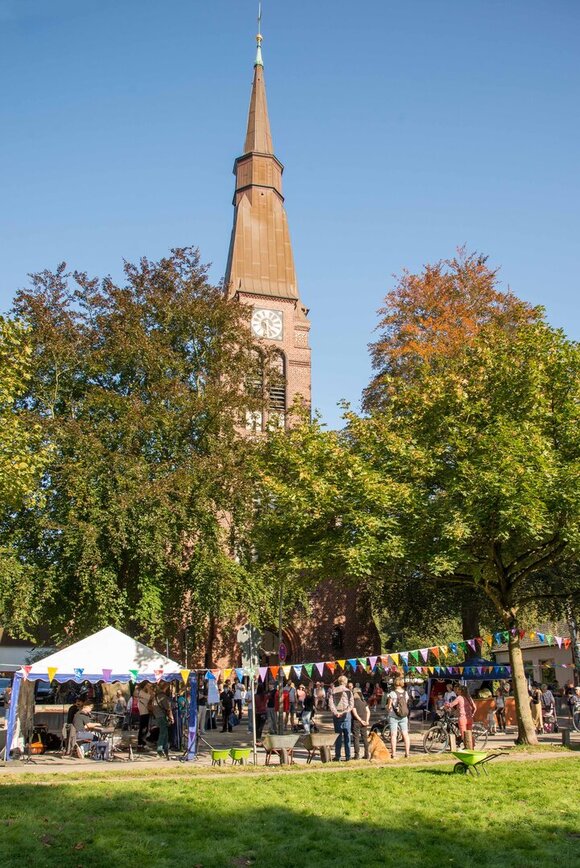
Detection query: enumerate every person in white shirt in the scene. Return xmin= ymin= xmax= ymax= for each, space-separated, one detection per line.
xmin=443 ymin=683 xmax=457 ymax=706
xmin=233 ymin=679 xmax=245 ymax=720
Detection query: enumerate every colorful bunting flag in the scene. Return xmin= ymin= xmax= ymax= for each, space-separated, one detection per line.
xmin=347 ymin=658 xmax=357 ymax=670
xmin=419 ymin=648 xmax=429 ymax=663
xmin=235 ymin=668 xmax=244 ymax=681
xmin=368 ymin=656 xmax=378 ymax=670
xmin=431 ymin=647 xmax=440 ymax=660
xmin=390 ymin=653 xmax=400 ymax=666
xmin=467 ymin=639 xmax=476 ymax=652
xmin=316 ymin=662 xmax=325 ymax=676
xmin=409 ymin=650 xmax=419 ymax=663
xmin=282 ymin=665 xmax=292 ymax=679
xmin=102 ymin=668 xmax=112 ymax=682
xmin=154 ymin=669 xmax=164 ymax=682
xmin=258 ymin=666 xmax=268 ymax=682
xmin=74 ymin=667 xmax=84 ymax=678
xmin=269 ymin=666 xmax=279 ymax=679
xmin=180 ymin=669 xmax=191 ymax=685
xmin=293 ymin=664 xmax=303 ymax=680
xmin=400 ymin=652 xmax=409 ymax=665
xmin=337 ymin=659 xmax=346 ymax=670
xmin=327 ymin=662 xmax=336 ymax=674
xmin=129 ymin=668 xmax=139 ymax=682
xmin=555 ymin=636 xmax=562 ymax=649
xmin=22 ymin=665 xmax=32 ymax=679
xmin=223 ymin=668 xmax=232 ymax=681
xmin=47 ymin=666 xmax=58 ymax=683
xmin=304 ymin=663 xmax=314 ymax=677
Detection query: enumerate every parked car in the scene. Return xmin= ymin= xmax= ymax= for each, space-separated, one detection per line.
xmin=0 ymin=677 xmax=12 ymax=706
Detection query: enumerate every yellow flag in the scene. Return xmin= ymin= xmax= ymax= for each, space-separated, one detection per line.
xmin=337 ymin=659 xmax=346 ymax=669
xmin=223 ymin=668 xmax=232 ymax=681
xmin=282 ymin=665 xmax=291 ymax=679
xmin=180 ymin=669 xmax=191 ymax=685
xmin=391 ymin=653 xmax=400 ymax=666
xmin=47 ymin=666 xmax=58 ymax=684
xmin=484 ymin=634 xmax=493 ymax=647
xmin=439 ymin=646 xmax=448 ymax=657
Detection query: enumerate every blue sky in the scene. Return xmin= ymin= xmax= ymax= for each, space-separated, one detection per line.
xmin=1 ymin=0 xmax=578 ymax=428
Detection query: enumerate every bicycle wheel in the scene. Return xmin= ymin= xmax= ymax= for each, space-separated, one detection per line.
xmin=472 ymin=724 xmax=488 ymax=750
xmin=423 ymin=725 xmax=448 ymax=753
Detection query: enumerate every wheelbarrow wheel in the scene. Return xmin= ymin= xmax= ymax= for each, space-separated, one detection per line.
xmin=453 ymin=762 xmax=468 ymax=775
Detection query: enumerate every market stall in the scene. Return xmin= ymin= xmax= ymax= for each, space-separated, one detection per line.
xmin=5 ymin=626 xmax=185 ymax=760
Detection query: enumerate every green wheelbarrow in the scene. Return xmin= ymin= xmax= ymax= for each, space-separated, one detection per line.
xmin=451 ymin=749 xmax=505 ymax=777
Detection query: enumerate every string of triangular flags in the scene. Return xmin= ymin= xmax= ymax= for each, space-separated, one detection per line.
xmin=200 ymin=627 xmax=574 ymax=683
xmin=22 ymin=628 xmax=573 ymax=685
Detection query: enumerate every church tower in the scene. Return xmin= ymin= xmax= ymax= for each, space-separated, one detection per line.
xmin=225 ymin=22 xmax=311 ymax=430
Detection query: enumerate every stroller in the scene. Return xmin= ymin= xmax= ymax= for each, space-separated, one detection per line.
xmin=543 ymin=703 xmax=559 ymax=733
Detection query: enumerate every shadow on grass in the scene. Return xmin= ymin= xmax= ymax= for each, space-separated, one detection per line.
xmin=0 ymin=764 xmax=578 ymax=868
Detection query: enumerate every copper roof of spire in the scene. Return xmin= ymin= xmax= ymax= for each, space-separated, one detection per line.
xmin=225 ymin=28 xmax=302 ymax=302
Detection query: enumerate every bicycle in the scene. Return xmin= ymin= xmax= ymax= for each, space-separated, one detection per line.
xmin=423 ymin=710 xmax=489 ymax=754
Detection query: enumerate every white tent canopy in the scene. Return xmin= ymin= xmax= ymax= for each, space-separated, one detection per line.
xmin=25 ymin=626 xmax=183 ymax=683
xmin=5 ymin=627 xmax=185 ymax=759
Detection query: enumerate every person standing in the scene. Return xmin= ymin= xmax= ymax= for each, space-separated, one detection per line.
xmin=151 ymin=683 xmax=174 ymax=759
xmin=529 ymin=683 xmax=543 ymax=734
xmin=220 ymin=680 xmax=234 ymax=733
xmin=233 ymin=679 xmax=245 ymax=721
xmin=352 ymin=687 xmax=370 ymax=760
xmin=387 ymin=677 xmax=411 ymax=760
xmin=301 ymin=687 xmax=315 ymax=734
xmin=136 ymin=682 xmax=153 ymax=749
xmin=314 ymin=682 xmax=326 ymax=712
xmin=254 ymin=684 xmax=268 ymax=739
xmin=328 ymin=676 xmax=354 ymax=762
xmin=446 ymin=685 xmax=476 ymax=747
xmin=494 ymin=685 xmax=506 ymax=733
xmin=266 ymin=685 xmax=277 ymax=733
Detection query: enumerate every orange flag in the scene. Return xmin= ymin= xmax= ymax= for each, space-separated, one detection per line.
xmin=327 ymin=662 xmax=336 ymax=674
xmin=269 ymin=666 xmax=279 ymax=679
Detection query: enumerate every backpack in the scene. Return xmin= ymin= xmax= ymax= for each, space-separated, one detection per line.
xmin=392 ymin=690 xmax=409 ymax=719
xmin=333 ymin=688 xmax=353 ymax=714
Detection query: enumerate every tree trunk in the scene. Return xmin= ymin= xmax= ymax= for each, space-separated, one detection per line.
xmin=461 ymin=596 xmax=480 ymax=658
xmin=204 ymin=615 xmax=216 ymax=668
xmin=508 ymin=632 xmax=538 ymax=745
xmin=567 ymin=608 xmax=580 ymax=685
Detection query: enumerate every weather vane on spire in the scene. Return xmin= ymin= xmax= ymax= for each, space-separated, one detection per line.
xmin=255 ymin=1 xmax=264 ymax=67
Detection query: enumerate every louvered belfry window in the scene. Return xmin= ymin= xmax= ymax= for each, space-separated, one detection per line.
xmin=269 ymin=351 xmax=286 ymax=412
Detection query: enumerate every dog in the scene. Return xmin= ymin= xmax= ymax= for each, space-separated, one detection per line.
xmin=368 ymin=730 xmax=390 ymax=761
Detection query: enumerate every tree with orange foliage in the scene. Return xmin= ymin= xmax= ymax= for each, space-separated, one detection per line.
xmin=364 ymin=249 xmax=541 ymax=410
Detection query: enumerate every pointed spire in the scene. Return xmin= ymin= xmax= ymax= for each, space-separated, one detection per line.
xmin=244 ymin=4 xmax=272 ymax=154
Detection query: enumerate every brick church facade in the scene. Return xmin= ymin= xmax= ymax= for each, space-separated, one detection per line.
xmin=209 ymin=28 xmax=380 ymax=668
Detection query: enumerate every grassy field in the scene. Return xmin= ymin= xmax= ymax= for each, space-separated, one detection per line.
xmin=0 ymin=759 xmax=578 ymax=867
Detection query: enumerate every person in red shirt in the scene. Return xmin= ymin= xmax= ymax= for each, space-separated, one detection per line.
xmin=446 ymin=685 xmax=476 ymax=742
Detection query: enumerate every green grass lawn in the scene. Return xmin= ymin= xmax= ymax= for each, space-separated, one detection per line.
xmin=0 ymin=759 xmax=578 ymax=867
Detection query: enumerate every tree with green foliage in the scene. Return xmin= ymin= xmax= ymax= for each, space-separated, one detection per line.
xmin=0 ymin=316 xmax=51 ymax=635
xmin=4 ymin=248 xmax=264 ymax=652
xmin=249 ymin=256 xmax=579 ymax=744
xmin=347 ymin=311 xmax=580 ymax=743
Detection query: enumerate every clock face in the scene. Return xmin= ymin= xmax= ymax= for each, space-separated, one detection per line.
xmin=251 ymin=308 xmax=283 ymax=340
